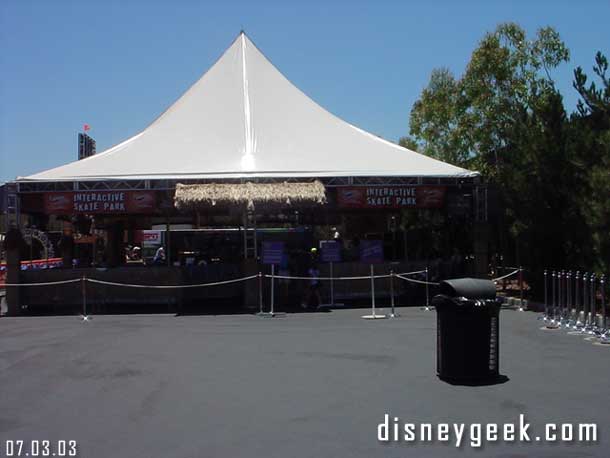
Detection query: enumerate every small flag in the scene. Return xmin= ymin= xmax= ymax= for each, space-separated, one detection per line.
xmin=83 ymin=124 xmax=90 ymax=132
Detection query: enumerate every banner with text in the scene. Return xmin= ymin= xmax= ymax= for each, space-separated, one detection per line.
xmin=337 ymin=186 xmax=445 ymax=209
xmin=44 ymin=191 xmax=157 ymax=214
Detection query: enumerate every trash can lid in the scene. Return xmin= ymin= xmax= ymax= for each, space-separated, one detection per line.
xmin=439 ymin=278 xmax=496 ymax=300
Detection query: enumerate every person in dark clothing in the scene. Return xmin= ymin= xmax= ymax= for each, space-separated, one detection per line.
xmin=303 ymin=262 xmax=322 ymax=311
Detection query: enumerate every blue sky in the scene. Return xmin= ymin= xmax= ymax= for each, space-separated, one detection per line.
xmin=1 ymin=0 xmax=609 ymax=183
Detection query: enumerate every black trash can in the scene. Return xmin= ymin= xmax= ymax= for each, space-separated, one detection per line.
xmin=433 ymin=278 xmax=501 ymax=384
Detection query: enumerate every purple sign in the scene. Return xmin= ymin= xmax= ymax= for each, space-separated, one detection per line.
xmin=262 ymin=241 xmax=285 ymax=265
xmin=359 ymin=240 xmax=384 ymax=264
xmin=320 ymin=240 xmax=341 ymax=263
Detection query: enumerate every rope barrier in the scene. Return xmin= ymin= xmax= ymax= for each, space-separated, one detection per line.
xmin=267 ymin=274 xmax=385 ymax=281
xmin=395 ymin=274 xmax=440 ymax=286
xmin=492 ymin=269 xmax=521 ymax=282
xmin=263 ymin=269 xmax=427 ymax=282
xmin=0 ymin=270 xmax=428 ymax=289
xmin=2 ymin=269 xmax=514 ymax=290
xmin=1 ymin=278 xmax=82 ymax=287
xmin=85 ymin=275 xmax=259 ymax=289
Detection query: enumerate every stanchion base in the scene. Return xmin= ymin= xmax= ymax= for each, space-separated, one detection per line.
xmin=256 ymin=312 xmax=286 ymax=318
xmin=80 ymin=315 xmax=92 ymax=321
xmin=389 ymin=313 xmax=400 ymax=318
xmin=420 ymin=306 xmax=434 ymax=311
xmin=541 ymin=324 xmax=560 ymax=330
xmin=593 ymin=338 xmax=610 ymax=346
xmin=362 ymin=314 xmax=387 ymax=320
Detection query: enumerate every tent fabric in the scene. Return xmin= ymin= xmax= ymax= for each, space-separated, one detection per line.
xmin=19 ymin=33 xmax=478 ymax=182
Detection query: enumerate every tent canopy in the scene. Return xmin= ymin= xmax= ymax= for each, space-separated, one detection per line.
xmin=19 ymin=33 xmax=478 ymax=182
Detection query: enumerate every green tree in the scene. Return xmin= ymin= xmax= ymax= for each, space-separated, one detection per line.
xmin=459 ymin=23 xmax=569 ymax=177
xmin=400 ymin=68 xmax=471 ymax=166
xmin=570 ymin=52 xmax=610 ymax=271
xmin=405 ymin=23 xmax=589 ymax=294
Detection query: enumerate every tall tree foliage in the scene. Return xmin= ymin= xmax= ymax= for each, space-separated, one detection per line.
xmin=403 ymin=23 xmax=609 ymax=291
xmin=570 ymin=52 xmax=610 ymax=270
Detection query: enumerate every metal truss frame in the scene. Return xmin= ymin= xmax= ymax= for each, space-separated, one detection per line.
xmin=14 ymin=175 xmax=479 ymax=194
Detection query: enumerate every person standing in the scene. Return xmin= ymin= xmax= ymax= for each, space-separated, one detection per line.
xmin=303 ymin=262 xmax=322 ymax=311
xmin=153 ymin=246 xmax=166 ymax=265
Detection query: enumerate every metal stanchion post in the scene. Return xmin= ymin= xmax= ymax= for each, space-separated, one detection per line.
xmin=573 ymin=271 xmax=587 ymax=333
xmin=574 ymin=271 xmax=582 ymax=329
xmin=563 ymin=270 xmax=567 ymax=322
xmin=557 ymin=270 xmax=563 ymax=326
xmin=257 ymin=268 xmax=283 ymax=318
xmin=81 ymin=275 xmax=90 ymax=321
xmin=566 ymin=270 xmax=574 ymax=329
xmin=552 ymin=270 xmax=557 ymax=321
xmin=600 ymin=275 xmax=609 ymax=343
xmin=565 ymin=270 xmax=568 ymax=317
xmin=424 ymin=267 xmax=431 ymax=311
xmin=362 ymin=264 xmax=386 ymax=319
xmin=558 ymin=270 xmax=566 ymax=327
xmin=518 ymin=266 xmax=524 ymax=311
xmin=270 ymin=264 xmax=275 ymax=316
xmin=556 ymin=270 xmax=561 ymax=324
xmin=389 ymin=270 xmax=397 ymax=318
xmin=583 ymin=273 xmax=590 ymax=331
xmin=371 ymin=264 xmax=375 ymax=315
xmin=543 ymin=270 xmax=548 ymax=321
xmin=588 ymin=273 xmax=597 ymax=335
xmin=601 ymin=275 xmax=607 ymax=329
xmin=258 ymin=272 xmax=263 ymax=315
xmin=546 ymin=270 xmax=559 ymax=329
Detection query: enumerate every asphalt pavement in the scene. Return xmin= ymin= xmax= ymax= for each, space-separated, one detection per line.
xmin=0 ymin=306 xmax=608 ymax=458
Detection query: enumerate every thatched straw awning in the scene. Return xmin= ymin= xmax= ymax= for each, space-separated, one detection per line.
xmin=174 ymin=181 xmax=327 ymax=210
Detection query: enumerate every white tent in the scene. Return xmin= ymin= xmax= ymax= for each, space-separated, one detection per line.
xmin=19 ymin=33 xmax=477 ymax=182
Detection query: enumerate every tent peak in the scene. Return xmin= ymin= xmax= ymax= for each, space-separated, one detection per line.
xmin=20 ymin=31 xmax=479 ymax=182
xmin=238 ymin=29 xmax=251 ymax=40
